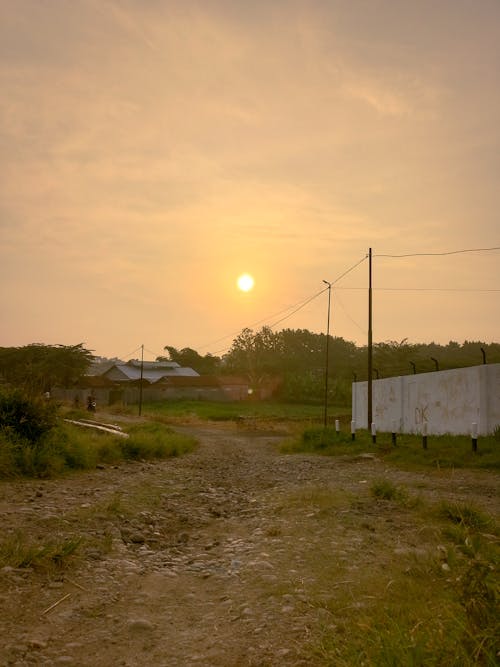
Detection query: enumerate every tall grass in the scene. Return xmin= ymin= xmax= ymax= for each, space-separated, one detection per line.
xmin=0 ymin=421 xmax=197 ymax=478
xmin=122 ymin=422 xmax=196 ymax=459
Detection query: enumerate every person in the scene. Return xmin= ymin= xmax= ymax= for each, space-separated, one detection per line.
xmin=87 ymin=395 xmax=96 ymax=412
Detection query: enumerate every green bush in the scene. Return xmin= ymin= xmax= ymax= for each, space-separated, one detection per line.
xmin=0 ymin=390 xmax=63 ymax=477
xmin=0 ymin=389 xmax=58 ymax=443
xmin=0 ymin=407 xmax=197 ymax=477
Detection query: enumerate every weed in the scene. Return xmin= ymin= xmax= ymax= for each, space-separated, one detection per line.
xmin=439 ymin=501 xmax=492 ymax=532
xmin=0 ymin=532 xmax=83 ymax=570
xmin=371 ymin=478 xmax=407 ymax=502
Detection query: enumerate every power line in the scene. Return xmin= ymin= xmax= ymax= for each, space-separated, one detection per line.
xmin=200 ymin=255 xmax=368 ymax=354
xmin=375 ymin=246 xmax=500 ymax=258
xmin=334 ymin=287 xmax=500 ymax=292
xmin=116 ymin=345 xmax=143 ymax=360
xmin=267 ymin=288 xmax=325 ymax=329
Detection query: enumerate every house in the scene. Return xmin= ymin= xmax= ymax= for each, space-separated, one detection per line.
xmin=52 ymin=359 xmax=252 ymax=405
xmin=102 ymin=359 xmax=200 ymax=384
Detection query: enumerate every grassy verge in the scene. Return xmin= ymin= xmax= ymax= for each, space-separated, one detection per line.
xmin=312 ymin=498 xmax=500 ymax=665
xmin=0 ymin=421 xmax=197 ymax=478
xmin=281 ymin=426 xmax=500 ymax=471
xmin=114 ymin=399 xmax=350 ymax=424
xmin=262 ymin=481 xmax=499 ymax=666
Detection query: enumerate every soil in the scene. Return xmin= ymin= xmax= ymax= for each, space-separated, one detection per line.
xmin=0 ymin=419 xmax=498 ymax=667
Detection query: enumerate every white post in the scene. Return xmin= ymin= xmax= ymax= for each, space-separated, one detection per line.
xmin=335 ymin=419 xmax=340 ymax=435
xmin=351 ymin=419 xmax=356 ymax=441
xmin=371 ymin=421 xmax=376 ymax=444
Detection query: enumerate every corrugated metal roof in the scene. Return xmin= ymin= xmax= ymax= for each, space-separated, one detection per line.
xmin=102 ymin=363 xmax=199 ymax=383
xmin=126 ymin=360 xmax=180 ymax=370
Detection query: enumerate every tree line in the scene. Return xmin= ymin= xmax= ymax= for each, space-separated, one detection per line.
xmin=162 ymin=328 xmax=500 ymax=404
xmin=1 ymin=335 xmax=498 ymax=406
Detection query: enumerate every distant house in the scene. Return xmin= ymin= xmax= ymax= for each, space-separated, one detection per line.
xmin=52 ymin=359 xmax=252 ymax=405
xmin=102 ymin=359 xmax=200 ymax=384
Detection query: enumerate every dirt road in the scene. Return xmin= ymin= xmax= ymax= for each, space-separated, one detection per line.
xmin=0 ymin=423 xmax=498 ymax=666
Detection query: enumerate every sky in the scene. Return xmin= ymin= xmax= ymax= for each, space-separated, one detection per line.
xmin=1 ymin=0 xmax=499 ymax=361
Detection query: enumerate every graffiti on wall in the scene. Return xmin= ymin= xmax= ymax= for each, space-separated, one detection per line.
xmin=414 ymin=404 xmax=429 ymax=424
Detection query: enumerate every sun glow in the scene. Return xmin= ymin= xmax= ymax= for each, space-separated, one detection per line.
xmin=237 ymin=273 xmax=255 ymax=292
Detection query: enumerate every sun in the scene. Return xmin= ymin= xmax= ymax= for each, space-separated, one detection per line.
xmin=237 ymin=273 xmax=255 ymax=292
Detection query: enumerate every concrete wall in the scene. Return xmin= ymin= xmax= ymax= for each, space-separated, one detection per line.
xmin=352 ymin=363 xmax=500 ymax=435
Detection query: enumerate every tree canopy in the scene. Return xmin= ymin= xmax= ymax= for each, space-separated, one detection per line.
xmin=163 ymin=330 xmax=499 ymax=404
xmin=159 ymin=346 xmax=220 ymax=375
xmin=0 ymin=344 xmax=94 ymax=396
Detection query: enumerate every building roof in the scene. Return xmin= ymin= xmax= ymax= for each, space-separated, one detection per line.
xmin=101 ymin=361 xmax=199 ymax=384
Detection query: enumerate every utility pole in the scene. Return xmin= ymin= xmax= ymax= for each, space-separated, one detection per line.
xmin=367 ymin=248 xmax=373 ymax=429
xmin=323 ymin=280 xmax=332 ymax=428
xmin=138 ymin=344 xmax=144 ymax=416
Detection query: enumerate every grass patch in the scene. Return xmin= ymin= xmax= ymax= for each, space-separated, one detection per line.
xmin=279 ymin=486 xmax=350 ymax=515
xmin=306 ymin=530 xmax=499 ymax=666
xmin=439 ymin=501 xmax=494 ymax=532
xmin=129 ymin=399 xmax=349 ymax=424
xmin=283 ymin=426 xmax=500 ymax=471
xmin=0 ymin=420 xmax=197 ymax=478
xmin=371 ymin=478 xmax=408 ymax=503
xmin=0 ymin=532 xmax=83 ymax=571
xmin=123 ymin=422 xmax=196 ymax=459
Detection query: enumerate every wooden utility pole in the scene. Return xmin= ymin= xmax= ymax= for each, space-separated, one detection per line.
xmin=368 ymin=248 xmax=373 ymax=428
xmin=138 ymin=344 xmax=144 ymax=416
xmin=323 ymin=280 xmax=332 ymax=428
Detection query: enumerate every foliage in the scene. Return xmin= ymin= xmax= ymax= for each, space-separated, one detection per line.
xmin=0 ymin=389 xmax=63 ymax=477
xmin=0 ymin=389 xmax=58 ymax=443
xmin=215 ymin=327 xmax=500 ymax=403
xmin=160 ymin=346 xmax=220 ymax=375
xmin=0 ymin=392 xmax=197 ymax=477
xmin=0 ymin=343 xmax=93 ymax=395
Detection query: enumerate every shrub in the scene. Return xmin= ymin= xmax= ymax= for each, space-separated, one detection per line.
xmin=0 ymin=390 xmax=64 ymax=477
xmin=0 ymin=389 xmax=58 ymax=443
xmin=371 ymin=478 xmax=407 ymax=502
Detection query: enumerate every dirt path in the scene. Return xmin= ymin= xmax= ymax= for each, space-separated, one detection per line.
xmin=0 ymin=423 xmax=498 ymax=666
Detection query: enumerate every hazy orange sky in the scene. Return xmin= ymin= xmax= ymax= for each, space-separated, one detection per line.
xmin=1 ymin=0 xmax=499 ymax=360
